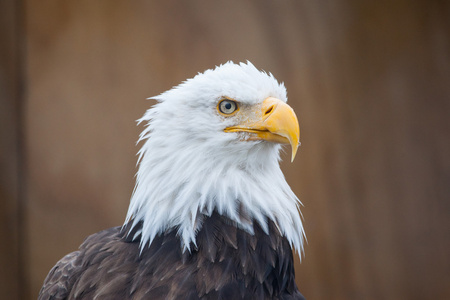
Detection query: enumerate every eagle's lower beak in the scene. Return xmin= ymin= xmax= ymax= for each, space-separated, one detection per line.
xmin=224 ymin=97 xmax=300 ymax=162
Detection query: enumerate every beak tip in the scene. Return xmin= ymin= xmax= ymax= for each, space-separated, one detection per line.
xmin=290 ymin=142 xmax=299 ymax=162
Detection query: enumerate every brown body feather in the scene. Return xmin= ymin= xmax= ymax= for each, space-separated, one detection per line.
xmin=39 ymin=212 xmax=305 ymax=299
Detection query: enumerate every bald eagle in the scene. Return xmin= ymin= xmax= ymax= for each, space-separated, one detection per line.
xmin=39 ymin=62 xmax=306 ymax=300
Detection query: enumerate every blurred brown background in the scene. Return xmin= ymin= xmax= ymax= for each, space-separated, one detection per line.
xmin=1 ymin=0 xmax=449 ymax=299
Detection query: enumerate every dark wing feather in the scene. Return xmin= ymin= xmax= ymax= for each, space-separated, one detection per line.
xmin=38 ymin=251 xmax=82 ymax=300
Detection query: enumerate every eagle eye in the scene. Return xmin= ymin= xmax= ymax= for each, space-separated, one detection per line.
xmin=218 ymin=99 xmax=238 ymax=115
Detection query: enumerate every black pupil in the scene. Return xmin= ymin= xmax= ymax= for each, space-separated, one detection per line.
xmin=225 ymin=102 xmax=232 ymax=110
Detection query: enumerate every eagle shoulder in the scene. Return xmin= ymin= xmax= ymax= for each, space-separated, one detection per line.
xmin=38 ymin=250 xmax=81 ymax=299
xmin=38 ymin=227 xmax=134 ymax=300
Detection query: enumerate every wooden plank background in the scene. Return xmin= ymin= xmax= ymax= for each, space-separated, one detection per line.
xmin=0 ymin=0 xmax=24 ymax=299
xmin=1 ymin=0 xmax=449 ymax=299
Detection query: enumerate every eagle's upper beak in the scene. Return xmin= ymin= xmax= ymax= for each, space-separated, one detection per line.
xmin=224 ymin=97 xmax=300 ymax=161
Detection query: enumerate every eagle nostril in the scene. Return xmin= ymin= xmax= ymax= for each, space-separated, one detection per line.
xmin=265 ymin=105 xmax=274 ymax=115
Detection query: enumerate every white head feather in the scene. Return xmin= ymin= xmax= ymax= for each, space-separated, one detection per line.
xmin=125 ymin=61 xmax=304 ymax=254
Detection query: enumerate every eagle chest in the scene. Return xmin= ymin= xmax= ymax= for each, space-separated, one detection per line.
xmin=118 ymin=212 xmax=299 ymax=299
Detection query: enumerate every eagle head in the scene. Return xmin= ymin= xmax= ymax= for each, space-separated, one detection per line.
xmin=126 ymin=61 xmax=304 ymax=254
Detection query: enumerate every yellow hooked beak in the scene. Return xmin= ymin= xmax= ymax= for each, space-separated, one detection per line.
xmin=224 ymin=97 xmax=300 ymax=161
